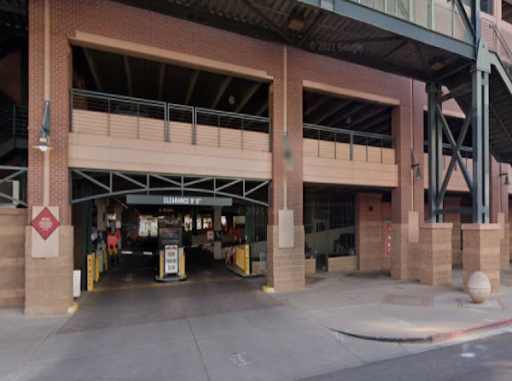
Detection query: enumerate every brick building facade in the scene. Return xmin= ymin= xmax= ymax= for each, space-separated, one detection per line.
xmin=0 ymin=0 xmax=510 ymax=313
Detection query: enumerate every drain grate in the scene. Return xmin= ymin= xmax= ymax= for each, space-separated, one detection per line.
xmin=345 ymin=271 xmax=390 ymax=279
xmin=382 ymin=294 xmax=433 ymax=307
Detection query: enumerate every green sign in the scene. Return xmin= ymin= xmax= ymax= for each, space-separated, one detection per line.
xmin=126 ymin=195 xmax=232 ymax=206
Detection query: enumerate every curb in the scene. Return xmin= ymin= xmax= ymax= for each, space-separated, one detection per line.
xmin=430 ymin=317 xmax=512 ymax=344
xmin=329 ymin=318 xmax=512 ymax=344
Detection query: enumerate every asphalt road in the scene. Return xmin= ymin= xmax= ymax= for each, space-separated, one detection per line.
xmin=303 ymin=332 xmax=512 ymax=381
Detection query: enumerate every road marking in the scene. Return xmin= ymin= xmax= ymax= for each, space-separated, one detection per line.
xmin=230 ymin=353 xmax=252 ymax=367
xmin=90 ymin=276 xmax=241 ymax=293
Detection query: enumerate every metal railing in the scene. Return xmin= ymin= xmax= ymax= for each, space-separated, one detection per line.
xmin=71 ymin=89 xmax=271 ymax=151
xmin=303 ymin=123 xmax=396 ymax=164
xmin=490 ymin=22 xmax=512 ymax=80
xmin=0 ymin=165 xmax=28 ymax=207
xmin=349 ymin=0 xmax=475 ymax=43
xmin=424 ymin=141 xmax=473 ymax=170
xmin=0 ymin=104 xmax=28 ymax=142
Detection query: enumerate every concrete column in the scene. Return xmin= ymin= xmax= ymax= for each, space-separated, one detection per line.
xmin=213 ymin=206 xmax=222 ymax=260
xmin=356 ymin=193 xmax=383 ymax=271
xmin=25 ymin=0 xmax=74 ymax=315
xmin=462 ymin=224 xmax=501 ymax=294
xmin=390 ymin=80 xmax=422 ymax=281
xmin=419 ymin=223 xmax=453 ymax=286
xmin=95 ymin=199 xmax=106 ymax=232
xmin=266 ymin=48 xmax=305 ymax=293
xmin=114 ymin=204 xmax=124 ymax=247
xmin=192 ymin=207 xmax=197 ymax=236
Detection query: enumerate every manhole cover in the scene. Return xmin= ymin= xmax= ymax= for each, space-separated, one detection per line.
xmin=306 ymin=276 xmax=325 ymax=284
xmin=382 ymin=294 xmax=433 ymax=307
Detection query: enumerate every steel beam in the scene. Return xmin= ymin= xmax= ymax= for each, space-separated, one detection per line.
xmin=298 ymin=0 xmax=476 ymax=59
xmin=427 ymin=82 xmax=442 ymax=222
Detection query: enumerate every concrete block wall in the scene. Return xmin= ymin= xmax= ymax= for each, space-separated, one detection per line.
xmin=305 ymin=258 xmax=315 ymax=274
xmin=462 ymin=224 xmax=501 ymax=294
xmin=419 ymin=224 xmax=453 ymax=286
xmin=329 ymin=257 xmax=357 ymax=272
xmin=0 ymin=209 xmax=26 ymax=307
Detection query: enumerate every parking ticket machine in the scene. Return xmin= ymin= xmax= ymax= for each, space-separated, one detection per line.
xmin=155 ymin=216 xmax=187 ymax=282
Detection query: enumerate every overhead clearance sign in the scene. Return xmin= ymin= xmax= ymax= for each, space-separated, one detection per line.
xmin=126 ymin=195 xmax=232 ymax=206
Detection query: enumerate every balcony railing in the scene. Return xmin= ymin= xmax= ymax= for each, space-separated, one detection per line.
xmin=303 ymin=123 xmax=396 ymax=164
xmin=348 ymin=0 xmax=474 ymax=43
xmin=424 ymin=141 xmax=473 ymax=170
xmin=71 ymin=89 xmax=271 ymax=153
xmin=0 ymin=104 xmax=28 ymax=143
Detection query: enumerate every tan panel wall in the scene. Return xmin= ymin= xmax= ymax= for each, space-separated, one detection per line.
xmin=69 ymin=133 xmax=272 ymax=180
xmin=73 ymin=110 xmax=269 ymax=153
xmin=303 ymin=139 xmax=395 ymax=164
xmin=0 ymin=209 xmax=26 ymax=307
xmin=303 ymin=156 xmax=398 ymax=187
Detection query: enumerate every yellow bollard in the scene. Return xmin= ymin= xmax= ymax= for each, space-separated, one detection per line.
xmin=95 ymin=256 xmax=100 ymax=282
xmin=87 ymin=254 xmax=94 ymax=291
xmin=159 ymin=252 xmax=164 ymax=279
xmin=180 ymin=250 xmax=186 ymax=278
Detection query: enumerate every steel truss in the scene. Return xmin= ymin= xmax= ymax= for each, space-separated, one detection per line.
xmin=427 ymin=39 xmax=491 ymax=223
xmin=70 ymin=168 xmax=270 ymax=207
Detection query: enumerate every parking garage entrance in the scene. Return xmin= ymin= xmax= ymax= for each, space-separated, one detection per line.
xmin=71 ymin=170 xmax=269 ymax=292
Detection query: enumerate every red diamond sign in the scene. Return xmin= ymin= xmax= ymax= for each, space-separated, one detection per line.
xmin=31 ymin=207 xmax=60 ymax=240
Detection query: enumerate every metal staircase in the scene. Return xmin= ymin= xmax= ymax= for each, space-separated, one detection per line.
xmin=444 ymin=24 xmax=512 ymax=164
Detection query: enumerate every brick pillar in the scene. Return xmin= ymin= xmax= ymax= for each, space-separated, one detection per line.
xmin=462 ymin=224 xmax=501 ymax=294
xmin=25 ymin=0 xmax=74 ymax=315
xmin=419 ymin=223 xmax=453 ymax=286
xmin=490 ymin=158 xmax=510 ymax=270
xmin=444 ymin=198 xmax=462 ymax=265
xmin=356 ymin=193 xmax=383 ymax=271
xmin=266 ymin=50 xmax=304 ymax=293
xmin=391 ymin=80 xmax=423 ymax=280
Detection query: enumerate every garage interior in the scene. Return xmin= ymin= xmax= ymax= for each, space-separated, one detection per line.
xmin=71 ymin=46 xmax=272 ymax=290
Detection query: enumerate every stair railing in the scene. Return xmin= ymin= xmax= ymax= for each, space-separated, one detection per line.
xmin=491 ymin=23 xmax=512 ymax=80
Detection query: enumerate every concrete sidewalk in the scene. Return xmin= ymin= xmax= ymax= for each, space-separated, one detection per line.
xmin=272 ymin=268 xmax=512 ymax=343
xmin=2 ymin=268 xmax=512 ymax=381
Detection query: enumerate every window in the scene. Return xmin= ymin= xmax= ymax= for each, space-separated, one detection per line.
xmin=480 ymin=0 xmax=493 ymax=15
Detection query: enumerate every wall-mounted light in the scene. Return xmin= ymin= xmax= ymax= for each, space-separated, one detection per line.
xmin=283 ymin=132 xmax=294 ymax=172
xmin=429 ymin=56 xmax=446 ymax=71
xmin=499 ymin=164 xmax=510 ymax=186
xmin=411 ymin=148 xmax=422 ymax=180
xmin=288 ymin=11 xmax=305 ymax=32
xmin=32 ymin=101 xmax=52 ymax=152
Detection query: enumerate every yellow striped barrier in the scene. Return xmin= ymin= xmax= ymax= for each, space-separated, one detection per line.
xmin=235 ymin=244 xmax=250 ymax=276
